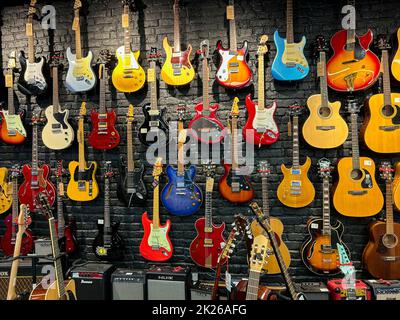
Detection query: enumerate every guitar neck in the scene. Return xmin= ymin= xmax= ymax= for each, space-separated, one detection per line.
xmin=152 ymin=177 xmax=160 ymax=229
xmin=27 ymin=18 xmax=35 ymax=64
xmin=74 ymin=11 xmax=82 ymax=59
xmin=78 ymin=117 xmax=86 ymax=171
xmin=52 ymin=66 xmax=60 ymax=113
xmin=245 ymin=270 xmax=261 ymax=300
xmin=202 ymin=57 xmax=210 ymax=111
xmin=32 ymin=123 xmax=38 ymax=172
xmin=382 ymin=50 xmax=392 ymax=107
xmin=322 ymin=177 xmax=332 ymax=238
xmin=49 ymin=217 xmax=66 ymax=299
xmin=127 ymin=120 xmax=134 ymax=172
xmin=350 ymin=113 xmax=360 ymax=170
xmin=286 ymin=0 xmax=294 ymax=43
xmin=173 ymin=3 xmax=181 ymax=52
xmin=149 ymin=61 xmax=158 ymax=111
xmin=57 ymin=183 xmax=65 ymax=239
xmin=261 ymin=177 xmax=270 ymax=220
xmin=123 ymin=5 xmax=131 ymax=55
xmin=228 ymin=7 xmax=237 ymax=52
xmin=205 ymin=185 xmax=213 ymax=231
xmin=346 ymin=0 xmax=356 ymax=46
xmin=211 ymin=260 xmax=223 ymax=300
xmin=257 ymin=52 xmax=265 ymax=110
xmin=7 ymin=71 xmax=15 ymax=115
xmin=11 ymin=178 xmax=18 ymax=243
xmin=292 ymin=115 xmax=300 ymax=169
xmin=104 ymin=176 xmax=111 ymax=231
xmin=231 ymin=116 xmax=239 ymax=170
xmin=178 ymin=120 xmax=185 ymax=175
xmin=319 ymin=52 xmax=329 ymax=108
xmin=6 ymin=223 xmax=25 ymax=300
xmin=386 ymin=180 xmax=395 ymax=235
xmin=99 ymin=67 xmax=106 ymax=114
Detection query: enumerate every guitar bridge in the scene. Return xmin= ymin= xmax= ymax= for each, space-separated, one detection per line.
xmin=78 ymin=181 xmax=86 ymax=191
xmin=7 ymin=129 xmax=16 ymax=136
xmin=348 ymin=190 xmax=367 ymax=196
xmin=316 ymin=126 xmax=335 ymax=131
xmin=379 ymin=125 xmax=400 ymax=131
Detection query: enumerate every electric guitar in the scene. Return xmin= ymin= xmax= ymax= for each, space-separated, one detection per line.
xmin=215 ymin=0 xmax=252 ymax=89
xmin=19 ymin=108 xmax=56 ymax=212
xmin=337 ymin=243 xmax=359 ymax=300
xmin=140 ymin=158 xmax=173 ymax=261
xmin=30 ymin=194 xmax=76 ymax=300
xmin=161 ymin=0 xmax=195 ymax=86
xmin=112 ymin=0 xmax=146 ymax=93
xmin=391 ymin=27 xmax=400 ymax=82
xmin=161 ymin=107 xmax=202 ymax=216
xmin=65 ymin=0 xmax=96 ymax=92
xmin=277 ymin=104 xmax=315 ymax=208
xmin=118 ymin=105 xmax=147 ymax=206
xmin=301 ymin=158 xmax=349 ymax=276
xmin=0 ymin=51 xmax=27 ymax=145
xmin=302 ymin=36 xmax=348 ymax=149
xmin=1 ymin=167 xmax=33 ymax=257
xmin=190 ymin=163 xmax=226 ymax=269
xmin=138 ymin=48 xmax=169 ymax=146
xmin=0 ymin=167 xmax=12 ymax=214
xmin=42 ymin=52 xmax=74 ymax=150
xmin=362 ymin=162 xmax=400 ymax=280
xmin=333 ymin=99 xmax=384 ymax=217
xmin=66 ymin=103 xmax=99 ymax=202
xmin=189 ymin=40 xmax=225 ymax=144
xmin=362 ymin=35 xmax=400 ymax=153
xmin=17 ymin=0 xmax=48 ymax=96
xmin=243 ymin=35 xmax=279 ymax=146
xmin=219 ymin=98 xmax=254 ymax=203
xmin=93 ymin=162 xmax=124 ymax=261
xmin=326 ymin=0 xmax=380 ymax=92
xmin=271 ymin=0 xmax=309 ymax=81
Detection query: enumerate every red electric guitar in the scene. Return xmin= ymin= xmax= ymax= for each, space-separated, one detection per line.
xmin=18 ymin=108 xmax=56 ymax=212
xmin=1 ymin=166 xmax=33 ymax=257
xmin=190 ymin=163 xmax=226 ymax=268
xmin=140 ymin=158 xmax=173 ymax=261
xmin=189 ymin=40 xmax=225 ymax=144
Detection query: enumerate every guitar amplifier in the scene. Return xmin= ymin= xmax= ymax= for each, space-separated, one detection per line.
xmin=327 ymin=279 xmax=371 ymax=300
xmin=34 ymin=239 xmax=52 ymax=263
xmin=365 ymin=280 xmax=400 ymax=300
xmin=69 ymin=262 xmax=115 ymax=300
xmin=146 ymin=265 xmax=191 ymax=300
xmin=111 ymin=269 xmax=146 ymax=300
xmin=190 ymin=281 xmax=228 ymax=300
xmin=294 ymin=282 xmax=330 ymax=300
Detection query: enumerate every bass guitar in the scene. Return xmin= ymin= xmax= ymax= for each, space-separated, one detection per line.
xmin=219 ymin=98 xmax=254 ymax=203
xmin=362 ymin=162 xmax=400 ymax=280
xmin=140 ymin=158 xmax=173 ymax=261
xmin=19 ymin=108 xmax=56 ymax=212
xmin=333 ymin=99 xmax=384 ymax=217
xmin=277 ymin=104 xmax=315 ymax=208
xmin=190 ymin=163 xmax=226 ymax=268
xmin=0 ymin=167 xmax=12 ymax=214
xmin=93 ymin=162 xmax=124 ymax=261
xmin=215 ymin=0 xmax=252 ymax=89
xmin=161 ymin=107 xmax=202 ymax=216
xmin=65 ymin=0 xmax=96 ymax=92
xmin=362 ymin=35 xmax=400 ymax=153
xmin=326 ymin=0 xmax=380 ymax=92
xmin=161 ymin=0 xmax=195 ymax=86
xmin=302 ymin=36 xmax=348 ymax=149
xmin=67 ymin=103 xmax=99 ymax=202
xmin=271 ymin=0 xmax=309 ymax=81
xmin=243 ymin=35 xmax=279 ymax=146
xmin=17 ymin=0 xmax=47 ymax=96
xmin=42 ymin=52 xmax=74 ymax=150
xmin=1 ymin=167 xmax=33 ymax=257
xmin=118 ymin=105 xmax=147 ymax=206
xmin=189 ymin=40 xmax=225 ymax=144
xmin=0 ymin=51 xmax=27 ymax=145
xmin=301 ymin=158 xmax=349 ymax=275
xmin=112 ymin=0 xmax=145 ymax=92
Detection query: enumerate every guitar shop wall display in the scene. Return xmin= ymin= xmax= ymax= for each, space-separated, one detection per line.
xmin=1 ymin=0 xmax=400 ymax=302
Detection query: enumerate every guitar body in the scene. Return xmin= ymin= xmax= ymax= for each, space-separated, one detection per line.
xmin=188 ymin=102 xmax=225 ymax=144
xmin=250 ymin=218 xmax=291 ymax=274
xmin=0 ymin=214 xmax=33 ymax=256
xmin=333 ymin=157 xmax=384 ymax=217
xmin=215 ymin=40 xmax=252 ymax=89
xmin=362 ymin=93 xmax=400 ymax=153
xmin=17 ymin=52 xmax=47 ymax=96
xmin=18 ymin=164 xmax=56 ymax=211
xmin=391 ymin=28 xmax=400 ymax=82
xmin=66 ymin=161 xmax=99 ymax=202
xmin=88 ymin=109 xmax=120 ymax=150
xmin=139 ymin=212 xmax=173 ymax=261
xmin=302 ymin=94 xmax=348 ymax=149
xmin=58 ymin=224 xmax=78 ymax=255
xmin=0 ymin=168 xmax=12 ymax=214
xmin=233 ymin=280 xmax=278 ymax=301
xmin=29 ymin=280 xmax=76 ymax=300
xmin=362 ymin=220 xmax=400 ymax=280
xmin=93 ymin=222 xmax=124 ymax=261
xmin=42 ymin=105 xmax=74 ymax=150
xmin=326 ymin=29 xmax=380 ymax=92
xmin=138 ymin=104 xmax=169 ymax=146
xmin=277 ymin=157 xmax=315 ymax=208
xmin=301 ymin=217 xmax=349 ymax=275
xmin=65 ymin=48 xmax=96 ymax=92
xmin=243 ymin=95 xmax=279 ymax=146
xmin=161 ymin=165 xmax=203 ymax=216
xmin=112 ymin=46 xmax=146 ymax=92
xmin=271 ymin=31 xmax=309 ymax=81
xmin=161 ymin=37 xmax=195 ymax=86
xmin=218 ymin=164 xmax=254 ymax=204
xmin=118 ymin=160 xmax=147 ymax=206
xmin=189 ymin=218 xmax=226 ymax=268
xmin=0 ymin=110 xmax=26 ymax=145
xmin=393 ymin=162 xmax=400 ymax=211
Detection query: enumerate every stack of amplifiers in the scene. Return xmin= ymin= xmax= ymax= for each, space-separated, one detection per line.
xmin=365 ymin=280 xmax=400 ymax=300
xmin=112 ymin=269 xmax=146 ymax=300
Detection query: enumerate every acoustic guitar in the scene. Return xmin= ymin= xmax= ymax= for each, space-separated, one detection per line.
xmin=391 ymin=27 xmax=400 ymax=82
xmin=302 ymin=36 xmax=348 ymax=149
xmin=333 ymin=99 xmax=384 ymax=217
xmin=0 ymin=167 xmax=12 ymax=215
xmin=362 ymin=162 xmax=400 ymax=280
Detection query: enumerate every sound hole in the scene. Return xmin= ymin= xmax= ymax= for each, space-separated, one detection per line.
xmin=382 ymin=233 xmax=398 ymax=249
xmin=350 ymin=169 xmax=363 ymax=180
xmin=318 ymin=106 xmax=331 ymax=118
xmin=382 ymin=105 xmax=395 ymax=117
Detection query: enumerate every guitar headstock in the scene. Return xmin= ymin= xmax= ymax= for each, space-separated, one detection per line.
xmin=288 ymin=102 xmax=304 ymax=117
xmin=38 ymin=193 xmax=54 ymax=219
xmin=104 ymin=161 xmax=113 ymax=179
xmin=49 ymin=51 xmax=65 ymax=68
xmin=31 ymin=107 xmax=43 ymax=125
xmin=376 ymin=34 xmax=391 ymax=51
xmin=28 ymin=0 xmax=38 ymax=19
xmin=199 ymin=40 xmax=210 ymax=61
xmin=177 ymin=104 xmax=187 ymax=121
xmin=56 ymin=160 xmax=64 ymax=179
xmin=127 ymin=104 xmax=134 ymax=123
xmin=152 ymin=157 xmax=163 ymax=178
xmin=346 ymin=98 xmax=360 ymax=114
xmin=226 ymin=0 xmax=235 ymax=21
xmin=230 ymin=97 xmax=239 ymax=118
xmin=257 ymin=35 xmax=269 ymax=55
xmin=314 ymin=35 xmax=328 ymax=54
xmin=318 ymin=158 xmax=332 ymax=179
xmin=203 ymin=162 xmax=216 ymax=178
xmin=7 ymin=51 xmax=16 ymax=69
xmin=10 ymin=165 xmax=21 ymax=179
xmin=379 ymin=161 xmax=394 ymax=182
xmin=79 ymin=102 xmax=87 ymax=117
xmin=257 ymin=161 xmax=270 ymax=177
xmin=74 ymin=0 xmax=83 ymax=11
xmin=17 ymin=204 xmax=31 ymax=233
xmin=337 ymin=243 xmax=355 ymax=279
xmin=219 ymin=214 xmax=247 ymax=261
xmin=147 ymin=47 xmax=161 ymax=63
xmin=249 ymin=235 xmax=270 ymax=272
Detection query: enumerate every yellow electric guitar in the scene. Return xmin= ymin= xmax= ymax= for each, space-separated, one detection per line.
xmin=0 ymin=167 xmax=12 ymax=214
xmin=111 ymin=0 xmax=145 ymax=93
xmin=161 ymin=0 xmax=195 ymax=86
xmin=66 ymin=103 xmax=99 ymax=201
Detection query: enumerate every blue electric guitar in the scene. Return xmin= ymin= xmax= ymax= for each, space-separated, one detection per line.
xmin=271 ymin=0 xmax=309 ymax=81
xmin=161 ymin=107 xmax=203 ymax=216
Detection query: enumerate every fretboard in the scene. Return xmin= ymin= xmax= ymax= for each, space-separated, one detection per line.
xmin=322 ymin=177 xmax=331 ymax=237
xmin=32 ymin=123 xmax=38 ymax=172
xmin=261 ymin=177 xmax=270 ymax=220
xmin=228 ymin=6 xmax=237 ymax=52
xmin=286 ymin=0 xmax=294 ymax=44
xmin=245 ymin=270 xmax=260 ymax=300
xmin=49 ymin=217 xmax=65 ymax=299
xmin=126 ymin=119 xmax=134 ymax=172
xmin=99 ymin=67 xmax=106 ymax=114
xmin=319 ymin=52 xmax=329 ymax=108
xmin=11 ymin=178 xmax=18 ymax=243
xmin=7 ymin=81 xmax=15 ymax=116
xmin=57 ymin=183 xmax=65 ymax=240
xmin=149 ymin=61 xmax=158 ymax=111
xmin=350 ymin=113 xmax=360 ymax=170
xmin=205 ymin=188 xmax=213 ymax=231
xmin=177 ymin=120 xmax=185 ymax=175
xmin=231 ymin=116 xmax=239 ymax=171
xmin=292 ymin=115 xmax=300 ymax=169
xmin=202 ymin=56 xmax=210 ymax=111
xmin=152 ymin=177 xmax=160 ymax=229
xmin=257 ymin=51 xmax=265 ymax=110
xmin=27 ymin=26 xmax=35 ymax=64
xmin=78 ymin=117 xmax=86 ymax=172
xmin=386 ymin=181 xmax=394 ymax=235
xmin=346 ymin=0 xmax=356 ymax=48
xmin=382 ymin=50 xmax=392 ymax=108
xmin=104 ymin=176 xmax=111 ymax=230
xmin=52 ymin=66 xmax=60 ymax=113
xmin=173 ymin=3 xmax=181 ymax=52
xmin=74 ymin=12 xmax=82 ymax=60
xmin=123 ymin=5 xmax=131 ymax=55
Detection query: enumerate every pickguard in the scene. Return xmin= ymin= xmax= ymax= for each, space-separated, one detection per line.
xmin=216 ymin=50 xmax=236 ymax=82
xmin=252 ymin=107 xmax=278 ymax=134
xmin=53 ymin=112 xmax=68 ymax=129
xmin=74 ymin=164 xmax=95 ymax=182
xmin=227 ymin=172 xmax=252 ymax=191
xmin=24 ymin=63 xmax=47 ymax=90
xmin=361 ymin=169 xmax=373 ymax=189
xmin=2 ymin=113 xmax=27 ymax=137
xmin=116 ymin=46 xmax=140 ymax=69
xmin=148 ymin=225 xmax=171 ymax=252
xmin=282 ymin=42 xmax=307 ymax=68
xmin=391 ymin=105 xmax=400 ymax=125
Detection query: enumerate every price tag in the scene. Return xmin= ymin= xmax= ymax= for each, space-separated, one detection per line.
xmin=226 ymin=5 xmax=234 ymax=20
xmin=122 ymin=13 xmax=129 ymax=28
xmin=5 ymin=74 xmax=13 ymax=88
xmin=147 ymin=68 xmax=155 ymax=82
xmin=225 ymin=271 xmax=232 ymax=292
xmin=59 ymin=182 xmax=65 ymax=196
xmin=26 ymin=23 xmax=33 ymax=36
xmin=395 ymin=97 xmax=400 ymax=103
xmin=72 ymin=17 xmax=80 ymax=31
xmin=364 ymin=160 xmax=372 ymax=166
xmin=97 ymin=219 xmax=104 ymax=225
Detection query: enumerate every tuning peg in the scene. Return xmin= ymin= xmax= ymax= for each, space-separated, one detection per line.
xmin=220 ymin=242 xmax=226 ymax=249
xmin=228 ymin=249 xmax=233 ymax=253
xmin=231 ymin=244 xmax=236 ymax=248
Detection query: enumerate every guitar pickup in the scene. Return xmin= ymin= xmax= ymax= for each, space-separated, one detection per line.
xmin=173 ymin=69 xmax=182 ymax=75
xmin=229 ymin=69 xmax=239 ymax=73
xmin=78 ymin=181 xmax=87 ymax=191
xmin=348 ymin=190 xmax=367 ymax=196
xmin=231 ymin=182 xmax=240 ymax=193
xmin=228 ymin=62 xmax=239 ymax=67
xmin=149 ymin=110 xmax=160 ymax=116
xmin=291 ymin=181 xmax=301 ymax=187
xmin=149 ymin=121 xmax=160 ymax=127
xmin=123 ymin=75 xmax=134 ymax=78
xmin=379 ymin=125 xmax=400 ymax=131
xmin=291 ymin=169 xmax=301 ymax=175
xmin=52 ymin=123 xmax=62 ymax=129
xmin=7 ymin=130 xmax=16 ymax=136
xmin=98 ymin=114 xmax=108 ymax=120
xmin=290 ymin=191 xmax=301 ymax=195
xmin=316 ymin=126 xmax=335 ymax=131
